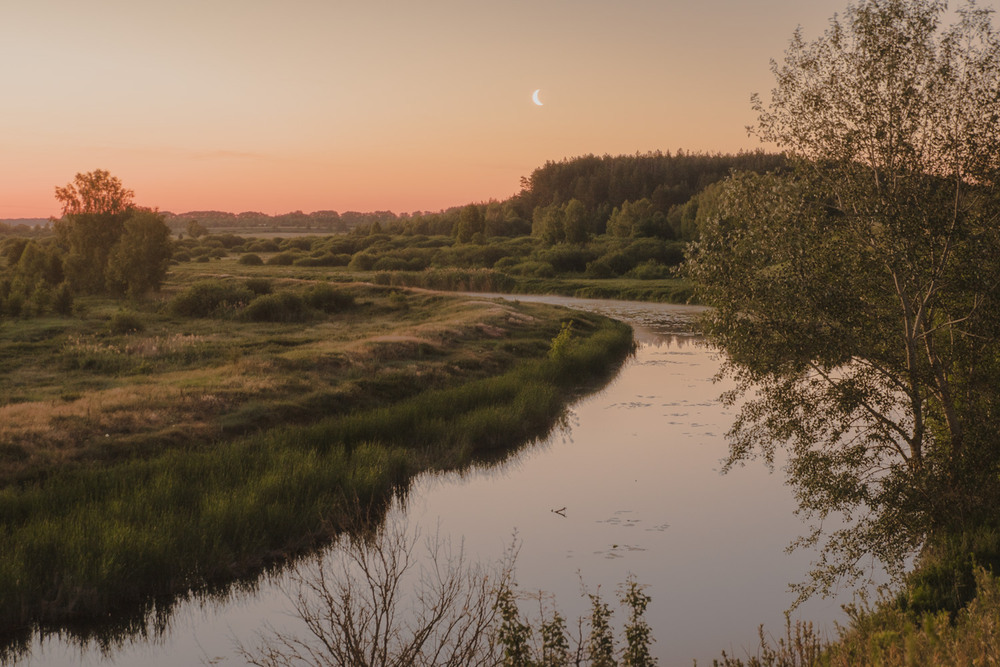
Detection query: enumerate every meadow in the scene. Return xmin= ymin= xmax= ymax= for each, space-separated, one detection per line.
xmin=0 ymin=256 xmax=633 ymax=648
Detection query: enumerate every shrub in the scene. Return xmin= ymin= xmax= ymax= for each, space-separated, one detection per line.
xmin=348 ymin=252 xmax=377 ymax=271
xmin=109 ymin=310 xmax=145 ymax=335
xmin=626 ymin=259 xmax=671 ymax=280
xmin=265 ymin=251 xmax=299 ymax=266
xmin=206 ymin=233 xmax=246 ymax=249
xmin=244 ymin=278 xmax=272 ymax=295
xmin=293 ymin=252 xmax=350 ymax=267
xmin=238 ymin=253 xmax=264 ymax=266
xmin=245 ymin=239 xmax=280 ymax=253
xmin=509 ymin=261 xmax=555 ymax=278
xmin=534 ymin=245 xmax=596 ymax=273
xmin=371 ymin=256 xmax=411 ymax=272
xmin=279 ymin=237 xmax=313 ymax=251
xmin=304 ymin=284 xmax=355 ymax=313
xmin=588 ymin=259 xmax=617 ymax=279
xmin=493 ymin=256 xmax=518 ymax=271
xmin=170 ymin=280 xmax=254 ymax=317
xmin=244 ymin=292 xmax=309 ymax=322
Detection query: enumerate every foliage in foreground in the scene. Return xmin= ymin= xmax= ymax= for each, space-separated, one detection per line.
xmin=713 ymin=567 xmax=1000 ymax=667
xmin=240 ymin=521 xmax=657 ymax=667
xmin=685 ymin=0 xmax=1000 ymax=600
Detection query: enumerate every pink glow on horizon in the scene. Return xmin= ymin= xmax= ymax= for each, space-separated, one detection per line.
xmin=4 ymin=0 xmax=997 ymax=219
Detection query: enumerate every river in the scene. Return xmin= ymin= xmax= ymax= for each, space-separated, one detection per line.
xmin=19 ymin=295 xmax=860 ymax=666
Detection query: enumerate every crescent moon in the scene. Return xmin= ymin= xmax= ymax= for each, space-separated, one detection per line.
xmin=532 ymin=89 xmax=544 ymax=106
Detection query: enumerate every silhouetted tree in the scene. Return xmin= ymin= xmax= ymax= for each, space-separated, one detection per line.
xmin=54 ymin=170 xmax=135 ymax=294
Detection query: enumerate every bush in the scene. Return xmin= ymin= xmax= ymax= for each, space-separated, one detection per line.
xmin=585 ymin=259 xmax=616 ymax=278
xmin=265 ymin=251 xmax=299 ymax=266
xmin=245 ymin=239 xmax=280 ymax=253
xmin=626 ymin=259 xmax=672 ymax=280
xmin=238 ymin=253 xmax=263 ymax=266
xmin=170 ymin=280 xmax=254 ymax=317
xmin=371 ymin=256 xmax=412 ymax=272
xmin=293 ymin=252 xmax=350 ymax=267
xmin=509 ymin=261 xmax=555 ymax=278
xmin=279 ymin=238 xmax=313 ymax=251
xmin=348 ymin=252 xmax=377 ymax=271
xmin=109 ymin=310 xmax=145 ymax=335
xmin=534 ymin=245 xmax=597 ymax=273
xmin=244 ymin=292 xmax=309 ymax=322
xmin=304 ymin=284 xmax=355 ymax=313
xmin=244 ymin=278 xmax=273 ymax=295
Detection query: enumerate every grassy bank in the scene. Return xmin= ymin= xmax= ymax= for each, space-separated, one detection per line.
xmin=714 ymin=527 xmax=1000 ymax=666
xmin=0 ymin=276 xmax=633 ymax=646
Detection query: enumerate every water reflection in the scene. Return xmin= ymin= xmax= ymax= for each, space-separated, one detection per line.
xmin=14 ymin=296 xmax=857 ymax=667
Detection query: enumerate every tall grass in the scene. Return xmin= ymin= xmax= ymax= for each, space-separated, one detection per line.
xmin=0 ymin=318 xmax=632 ymax=637
xmin=713 ymin=568 xmax=1000 ymax=666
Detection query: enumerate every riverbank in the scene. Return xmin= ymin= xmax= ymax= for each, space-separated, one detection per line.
xmin=0 ymin=277 xmax=633 ymax=653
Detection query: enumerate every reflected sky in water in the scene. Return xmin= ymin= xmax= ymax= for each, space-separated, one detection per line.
xmin=21 ymin=296 xmax=864 ymax=667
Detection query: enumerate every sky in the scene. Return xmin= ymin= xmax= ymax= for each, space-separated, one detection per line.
xmin=3 ymin=0 xmax=998 ymax=219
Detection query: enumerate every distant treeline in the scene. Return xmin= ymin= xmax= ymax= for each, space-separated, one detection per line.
xmin=163 ymin=209 xmax=399 ymax=234
xmin=162 ymin=150 xmax=786 ymax=242
xmin=0 ymin=220 xmax=49 ymax=237
xmin=357 ymin=150 xmax=787 ymax=242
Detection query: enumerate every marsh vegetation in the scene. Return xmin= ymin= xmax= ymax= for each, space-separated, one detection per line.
xmin=0 ymin=252 xmax=633 ymax=655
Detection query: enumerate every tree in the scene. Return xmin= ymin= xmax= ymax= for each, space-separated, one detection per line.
xmin=532 ymin=204 xmax=565 ymax=245
xmin=53 ymin=170 xmax=172 ymax=297
xmin=54 ymin=170 xmax=135 ymax=294
xmin=456 ymin=204 xmax=484 ymax=243
xmin=685 ymin=0 xmax=1000 ymax=600
xmin=185 ymin=219 xmax=208 ymax=239
xmin=107 ymin=209 xmax=174 ymax=297
xmin=562 ymin=199 xmax=589 ymax=245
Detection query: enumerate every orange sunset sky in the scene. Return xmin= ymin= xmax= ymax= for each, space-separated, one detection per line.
xmin=4 ymin=0 xmax=998 ymax=219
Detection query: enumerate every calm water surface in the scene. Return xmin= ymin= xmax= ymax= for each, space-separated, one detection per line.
xmin=22 ymin=296 xmax=860 ymax=667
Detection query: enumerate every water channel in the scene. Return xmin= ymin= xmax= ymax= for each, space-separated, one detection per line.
xmin=20 ymin=295 xmax=862 ymax=666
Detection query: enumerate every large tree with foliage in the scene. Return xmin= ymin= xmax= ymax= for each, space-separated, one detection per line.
xmin=54 ymin=170 xmax=171 ymax=296
xmin=107 ymin=209 xmax=174 ymax=297
xmin=685 ymin=0 xmax=1000 ymax=600
xmin=55 ymin=169 xmax=136 ymax=293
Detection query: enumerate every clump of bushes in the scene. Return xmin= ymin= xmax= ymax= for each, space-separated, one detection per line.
xmin=265 ymin=251 xmax=300 ymax=266
xmin=170 ymin=280 xmax=254 ymax=317
xmin=293 ymin=252 xmax=351 ymax=267
xmin=238 ymin=253 xmax=263 ymax=266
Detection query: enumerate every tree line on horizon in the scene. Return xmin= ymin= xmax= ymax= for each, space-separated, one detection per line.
xmin=60 ymin=150 xmax=783 ymax=242
xmin=355 ymin=150 xmax=786 ymax=243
